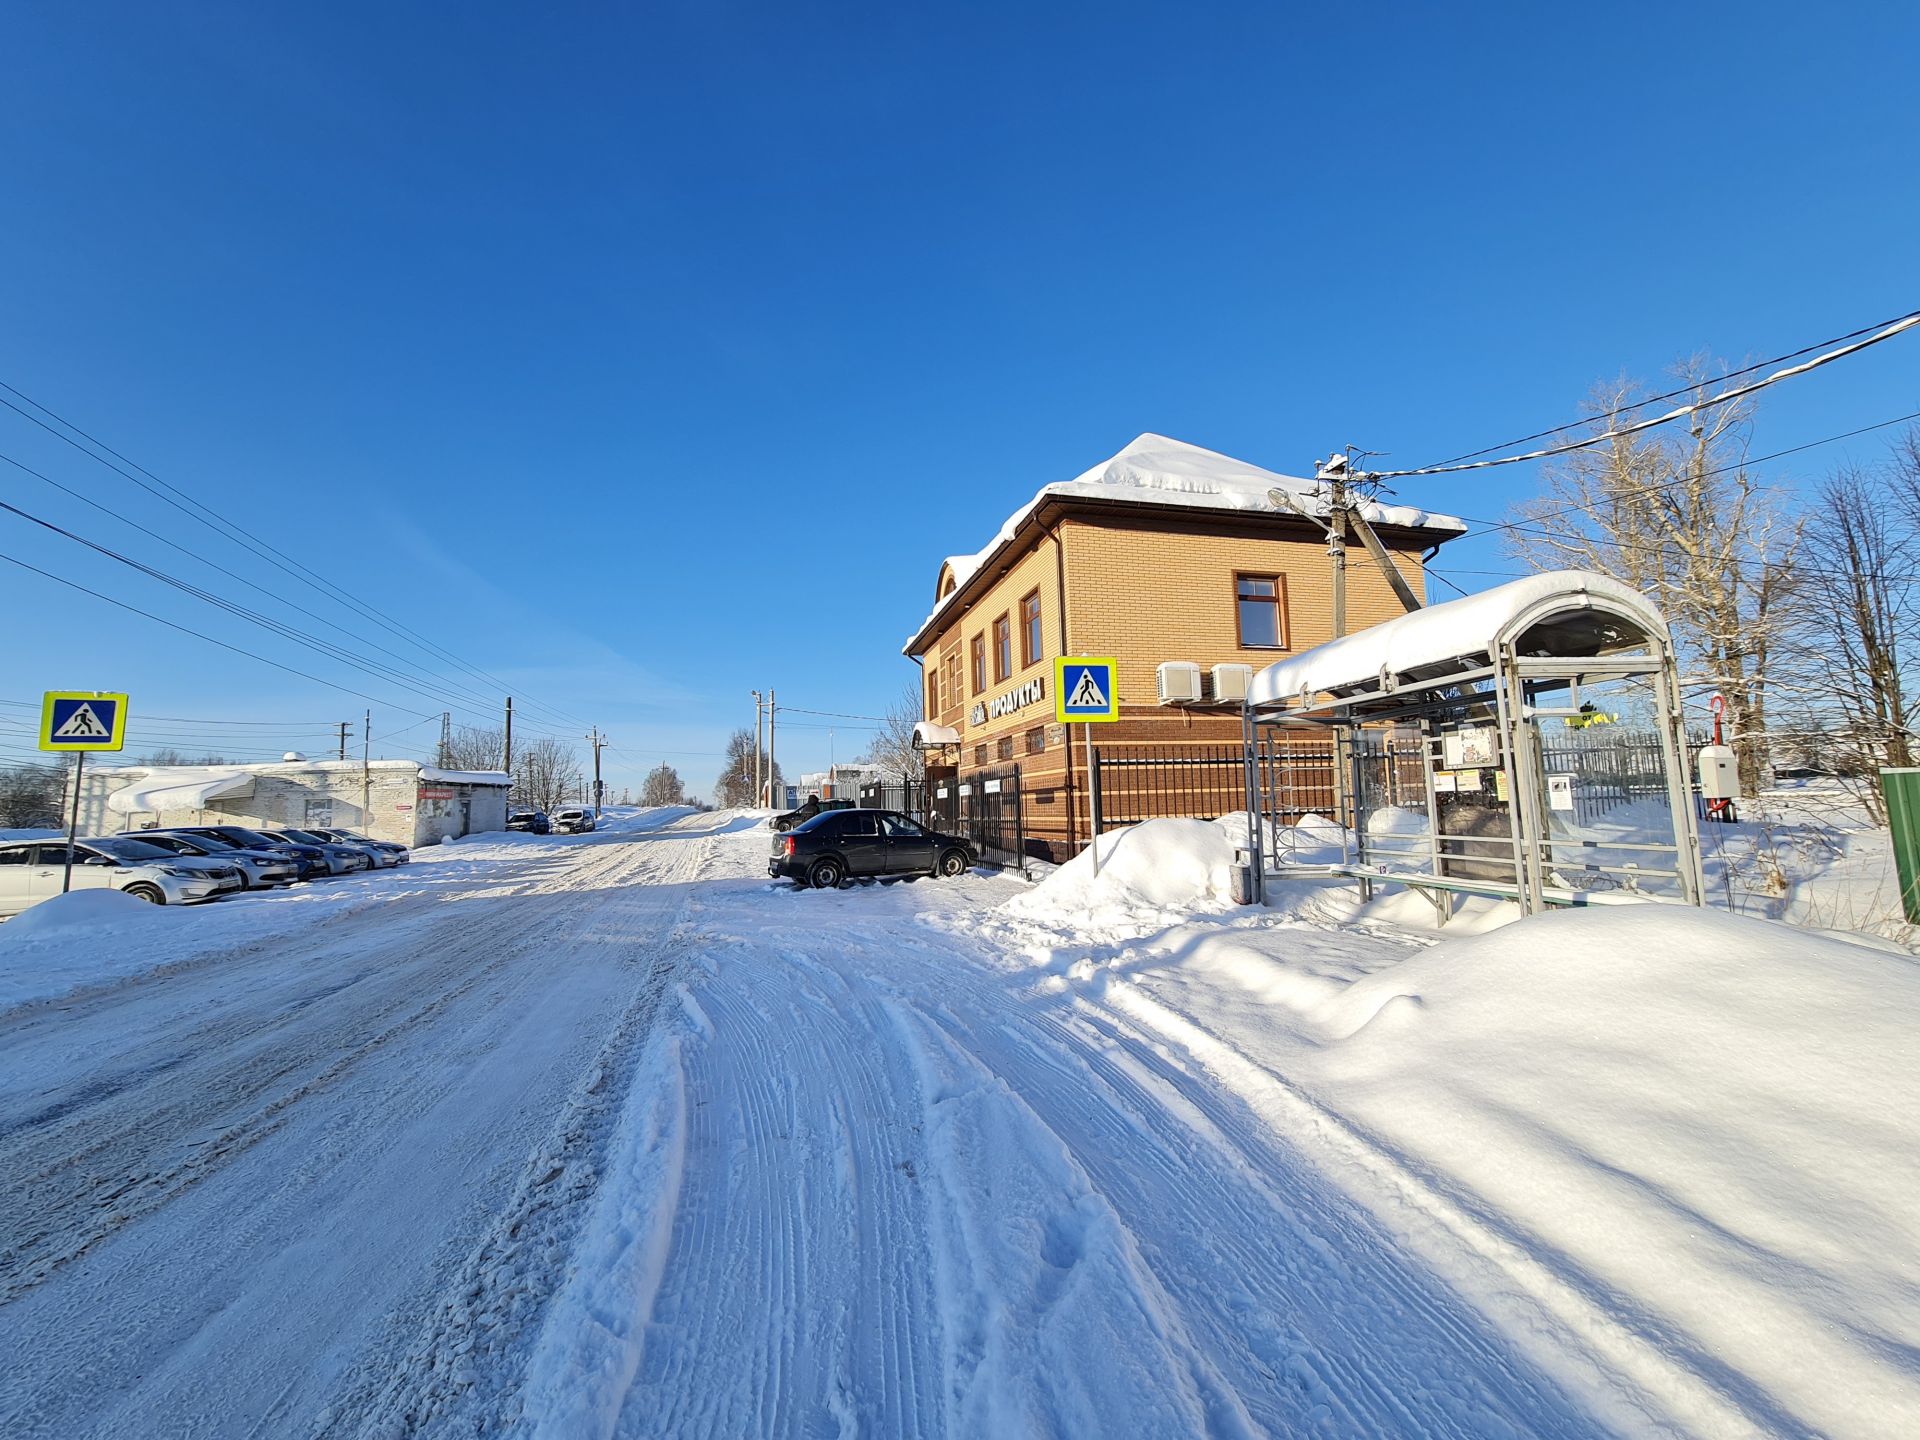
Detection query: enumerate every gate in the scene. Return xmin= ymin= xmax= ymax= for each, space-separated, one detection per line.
xmin=866 ymin=768 xmax=1026 ymax=871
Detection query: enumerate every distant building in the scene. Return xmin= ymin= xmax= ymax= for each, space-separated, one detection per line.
xmin=902 ymin=433 xmax=1466 ymax=861
xmin=73 ymin=759 xmax=513 ymax=848
xmin=795 ymin=764 xmax=883 ymax=800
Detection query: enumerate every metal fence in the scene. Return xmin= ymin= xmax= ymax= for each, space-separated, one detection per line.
xmin=1090 ymin=744 xmax=1248 ymax=828
xmin=860 ymin=769 xmax=1029 ymax=871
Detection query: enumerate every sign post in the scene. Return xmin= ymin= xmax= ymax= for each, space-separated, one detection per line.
xmin=1054 ymin=657 xmax=1120 ymax=876
xmin=39 ymin=691 xmax=129 ymax=895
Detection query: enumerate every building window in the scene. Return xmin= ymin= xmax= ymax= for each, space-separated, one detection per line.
xmin=993 ymin=613 xmax=1012 ymax=683
xmin=974 ymin=743 xmax=988 ymax=766
xmin=997 ymin=735 xmax=1014 ymax=761
xmin=1020 ymin=591 xmax=1042 ymax=667
xmin=1236 ymin=574 xmax=1289 ymax=648
xmin=926 ymin=667 xmax=939 ymax=719
xmin=1026 ymin=725 xmax=1045 ymax=755
xmin=971 ymin=634 xmax=987 ymax=695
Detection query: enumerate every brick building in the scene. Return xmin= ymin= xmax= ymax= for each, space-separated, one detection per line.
xmin=901 ymin=434 xmax=1465 ymax=861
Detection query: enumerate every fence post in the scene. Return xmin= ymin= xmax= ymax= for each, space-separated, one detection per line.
xmin=1089 ymin=743 xmax=1104 ymax=851
xmin=1882 ymin=769 xmax=1920 ymax=924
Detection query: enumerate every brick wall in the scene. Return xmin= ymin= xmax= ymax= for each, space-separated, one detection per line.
xmin=910 ymin=505 xmax=1438 ymax=860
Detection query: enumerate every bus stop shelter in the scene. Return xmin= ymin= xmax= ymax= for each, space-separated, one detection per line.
xmin=1241 ymin=569 xmax=1706 ymax=918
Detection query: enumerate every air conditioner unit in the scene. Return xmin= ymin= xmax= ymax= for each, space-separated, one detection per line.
xmin=1156 ymin=661 xmax=1203 ymax=705
xmin=1211 ymin=664 xmax=1253 ymax=703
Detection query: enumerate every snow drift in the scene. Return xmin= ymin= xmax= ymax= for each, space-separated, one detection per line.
xmin=1005 ymin=817 xmax=1247 ymax=920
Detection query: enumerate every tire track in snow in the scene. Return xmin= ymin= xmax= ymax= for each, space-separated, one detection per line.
xmin=0 ymin=834 xmax=658 ymax=1306
xmin=612 ymin=932 xmax=945 ymax=1440
xmin=304 ymin=821 xmax=721 ymax=1439
xmin=0 ymin=811 xmax=718 ymax=1438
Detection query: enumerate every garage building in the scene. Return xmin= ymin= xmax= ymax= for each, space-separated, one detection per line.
xmin=71 ymin=758 xmax=513 ymax=848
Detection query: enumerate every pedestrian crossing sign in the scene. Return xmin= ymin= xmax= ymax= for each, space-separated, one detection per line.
xmin=1054 ymin=657 xmax=1119 ymax=723
xmin=40 ymin=691 xmax=129 ymax=752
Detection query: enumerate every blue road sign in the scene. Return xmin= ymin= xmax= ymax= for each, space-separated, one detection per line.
xmin=41 ymin=691 xmax=129 ymax=751
xmin=1054 ymin=657 xmax=1119 ymax=723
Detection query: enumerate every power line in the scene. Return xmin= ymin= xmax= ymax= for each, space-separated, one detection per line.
xmin=0 ymin=382 xmax=594 ymax=734
xmin=1448 ymin=409 xmax=1920 ymax=546
xmin=0 ymin=487 xmax=525 ymax=721
xmin=0 ymin=445 xmax=561 ymax=724
xmin=1415 ymin=306 xmax=1920 ymax=470
xmin=0 ymin=546 xmax=436 ymax=712
xmin=1369 ymin=310 xmax=1920 ymax=480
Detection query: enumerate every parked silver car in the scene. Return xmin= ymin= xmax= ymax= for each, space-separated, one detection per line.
xmin=552 ymin=807 xmax=597 ymax=834
xmin=252 ymin=828 xmax=374 ymax=876
xmin=120 ymin=829 xmax=300 ymax=890
xmin=0 ymin=836 xmax=240 ymax=917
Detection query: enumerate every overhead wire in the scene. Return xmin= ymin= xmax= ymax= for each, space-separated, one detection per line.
xmin=1415 ymin=306 xmax=1920 ymax=470
xmin=1367 ymin=310 xmax=1920 ymax=480
xmin=0 ymin=382 xmax=594 ymax=734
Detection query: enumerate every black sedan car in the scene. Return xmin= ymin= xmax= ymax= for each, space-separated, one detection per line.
xmin=506 ymin=810 xmax=551 ymax=834
xmin=769 ymin=808 xmax=975 ymax=888
xmin=771 ymin=796 xmax=853 ymax=832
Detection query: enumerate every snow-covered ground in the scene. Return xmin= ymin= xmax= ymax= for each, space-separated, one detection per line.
xmin=1 ymin=805 xmax=1913 ymax=1437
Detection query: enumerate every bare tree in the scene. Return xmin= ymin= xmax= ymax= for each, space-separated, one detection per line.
xmin=137 ymin=747 xmax=230 ymax=766
xmin=858 ymin=679 xmax=925 ymax=782
xmin=441 ymin=724 xmax=507 ymax=772
xmin=0 ymin=763 xmax=64 ymax=828
xmin=1774 ymin=437 xmax=1920 ymax=817
xmin=1506 ymin=366 xmax=1799 ymax=794
xmin=714 ymin=729 xmax=781 ymax=807
xmin=640 ymin=764 xmax=686 ymax=806
xmin=513 ymin=736 xmax=581 ymax=813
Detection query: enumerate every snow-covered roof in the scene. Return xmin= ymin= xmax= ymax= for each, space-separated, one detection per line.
xmin=1247 ymin=570 xmax=1669 ymax=708
xmin=418 ymin=766 xmax=514 ymax=786
xmin=98 ymin=759 xmax=513 ymax=815
xmin=105 ymin=767 xmax=256 ymax=816
xmin=908 ymin=433 xmax=1467 ymax=651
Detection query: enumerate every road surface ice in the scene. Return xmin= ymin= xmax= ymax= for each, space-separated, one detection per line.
xmin=3 ymin=808 xmax=1911 ymax=1437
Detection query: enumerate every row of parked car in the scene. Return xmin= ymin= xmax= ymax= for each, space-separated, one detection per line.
xmin=506 ymin=807 xmax=598 ymax=835
xmin=0 ymin=823 xmax=410 ymax=919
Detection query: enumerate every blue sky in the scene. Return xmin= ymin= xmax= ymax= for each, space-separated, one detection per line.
xmin=2 ymin=2 xmax=1915 ymax=792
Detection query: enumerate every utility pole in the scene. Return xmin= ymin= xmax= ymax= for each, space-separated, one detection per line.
xmin=503 ymin=697 xmax=513 ymax=774
xmin=751 ymin=690 xmax=764 ymax=805
xmin=361 ymin=709 xmax=371 ymax=825
xmin=437 ymin=712 xmax=452 ymax=768
xmin=585 ymin=727 xmax=607 ymax=810
xmin=767 ymin=688 xmax=777 ymax=808
xmin=1322 ymin=452 xmax=1349 ymax=639
xmin=337 ymin=720 xmax=350 ymax=761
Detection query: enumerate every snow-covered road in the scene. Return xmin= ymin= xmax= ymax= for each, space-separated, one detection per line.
xmin=8 ymin=807 xmax=1905 ymax=1437
xmin=0 ymin=808 xmax=711 ymax=1438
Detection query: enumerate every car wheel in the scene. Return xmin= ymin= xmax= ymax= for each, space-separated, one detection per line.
xmin=125 ymin=883 xmax=166 ymax=904
xmin=809 ymin=857 xmax=845 ymax=890
xmin=937 ymin=849 xmax=969 ymax=878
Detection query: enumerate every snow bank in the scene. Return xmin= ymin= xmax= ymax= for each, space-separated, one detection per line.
xmin=0 ymin=887 xmax=164 ymax=940
xmin=1005 ymin=818 xmax=1246 ymax=921
xmin=1113 ymin=904 xmax=1920 ymax=1435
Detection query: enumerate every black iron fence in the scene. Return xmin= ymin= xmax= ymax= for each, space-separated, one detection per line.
xmin=1090 ymin=744 xmax=1248 ymax=829
xmin=860 ymin=768 xmax=1028 ymax=871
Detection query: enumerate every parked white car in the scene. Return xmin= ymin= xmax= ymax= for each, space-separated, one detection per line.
xmin=0 ymin=836 xmax=242 ymax=918
xmin=552 ymin=807 xmax=597 ymax=834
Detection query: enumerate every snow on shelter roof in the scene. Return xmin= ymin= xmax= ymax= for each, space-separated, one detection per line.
xmin=909 ymin=433 xmax=1467 ymax=651
xmin=1247 ymin=569 xmax=1670 ymax=709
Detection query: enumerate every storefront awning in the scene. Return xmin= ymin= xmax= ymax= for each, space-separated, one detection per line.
xmin=912 ymin=721 xmax=962 ymax=749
